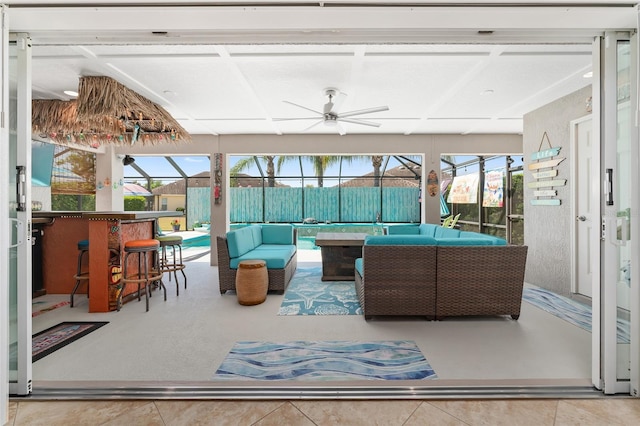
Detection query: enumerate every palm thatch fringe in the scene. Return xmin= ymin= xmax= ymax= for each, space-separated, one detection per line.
xmin=32 ymin=76 xmax=190 ymax=147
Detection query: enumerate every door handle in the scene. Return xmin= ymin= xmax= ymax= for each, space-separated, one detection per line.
xmin=577 ymin=215 xmax=587 ymax=222
xmin=9 ymin=218 xmax=24 ymax=248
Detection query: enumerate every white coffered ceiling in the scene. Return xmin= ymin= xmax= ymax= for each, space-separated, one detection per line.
xmin=14 ymin=2 xmax=624 ymax=137
xmin=29 ymin=42 xmax=593 ymax=136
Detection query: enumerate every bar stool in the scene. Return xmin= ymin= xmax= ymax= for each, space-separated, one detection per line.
xmin=156 ymin=235 xmax=187 ymax=296
xmin=119 ymin=239 xmax=165 ymax=312
xmin=70 ymin=239 xmax=90 ymax=308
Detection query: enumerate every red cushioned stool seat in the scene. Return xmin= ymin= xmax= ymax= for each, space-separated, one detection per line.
xmin=119 ymin=239 xmax=165 ymax=312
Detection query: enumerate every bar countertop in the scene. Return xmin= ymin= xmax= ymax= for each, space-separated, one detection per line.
xmin=33 ymin=211 xmax=180 ymax=220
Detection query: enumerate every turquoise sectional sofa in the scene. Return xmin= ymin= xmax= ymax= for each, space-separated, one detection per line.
xmin=216 ymin=224 xmax=298 ymax=294
xmin=355 ymin=223 xmax=528 ymax=320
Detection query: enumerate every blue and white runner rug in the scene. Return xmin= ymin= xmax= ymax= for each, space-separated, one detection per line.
xmin=213 ymin=340 xmax=437 ymax=381
xmin=522 ymin=287 xmax=630 ymax=344
xmin=278 ymin=267 xmax=362 ymax=315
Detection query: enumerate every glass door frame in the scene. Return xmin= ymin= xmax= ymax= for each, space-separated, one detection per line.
xmin=1 ymin=6 xmax=9 ymax=423
xmin=599 ymin=30 xmax=639 ymax=395
xmin=8 ymin=31 xmax=33 ymax=397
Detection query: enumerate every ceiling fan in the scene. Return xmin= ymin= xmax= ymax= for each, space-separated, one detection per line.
xmin=274 ymin=87 xmax=389 ymax=135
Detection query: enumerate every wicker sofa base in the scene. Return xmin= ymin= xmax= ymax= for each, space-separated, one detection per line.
xmin=355 ymin=245 xmax=437 ymax=320
xmin=355 ymin=244 xmax=528 ymax=321
xmin=435 ymin=245 xmax=528 ymax=320
xmin=216 ymin=235 xmax=297 ymax=295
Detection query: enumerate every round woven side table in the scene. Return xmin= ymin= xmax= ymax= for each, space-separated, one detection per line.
xmin=235 ymin=259 xmax=269 ymax=305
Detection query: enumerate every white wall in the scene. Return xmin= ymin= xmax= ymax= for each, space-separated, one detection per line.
xmin=95 ymin=145 xmax=124 ymax=211
xmin=117 ymin=133 xmax=522 ymax=265
xmin=523 ymin=85 xmax=592 ymax=296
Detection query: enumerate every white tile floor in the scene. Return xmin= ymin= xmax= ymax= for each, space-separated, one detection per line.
xmin=30 ymin=249 xmax=591 ymax=386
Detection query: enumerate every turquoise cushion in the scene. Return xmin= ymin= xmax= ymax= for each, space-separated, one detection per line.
xmin=355 ymin=257 xmax=363 ymax=276
xmin=77 ymin=239 xmax=89 ymax=250
xmin=261 ymin=224 xmax=294 ymax=244
xmin=230 ymin=245 xmax=296 ymax=269
xmin=418 ymin=223 xmax=438 ymax=237
xmin=435 ymin=227 xmax=461 ymax=239
xmin=436 ymin=238 xmax=495 ymax=246
xmin=365 ymin=235 xmax=437 ymax=246
xmin=459 ymin=231 xmax=507 ymax=245
xmin=386 ymin=225 xmax=420 ymax=235
xmin=226 ymin=226 xmax=257 ymax=258
xmin=250 ymin=225 xmax=262 ymax=247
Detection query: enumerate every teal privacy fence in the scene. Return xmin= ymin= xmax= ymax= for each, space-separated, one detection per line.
xmin=229 ymin=187 xmax=420 ymax=223
xmin=186 ymin=187 xmax=211 ymax=229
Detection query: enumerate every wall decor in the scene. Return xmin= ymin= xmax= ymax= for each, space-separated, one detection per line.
xmin=482 ymin=170 xmax=504 ymax=208
xmin=528 ymin=132 xmax=566 ymax=206
xmin=447 ymin=174 xmax=479 ymax=204
xmin=214 ymin=153 xmax=223 ymax=205
xmin=427 ymin=170 xmax=438 ymax=197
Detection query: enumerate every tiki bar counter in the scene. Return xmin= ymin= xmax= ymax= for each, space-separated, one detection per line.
xmin=33 ymin=211 xmax=177 ymax=313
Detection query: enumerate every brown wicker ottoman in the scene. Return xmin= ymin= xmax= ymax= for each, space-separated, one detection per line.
xmin=235 ymin=259 xmax=269 ymax=305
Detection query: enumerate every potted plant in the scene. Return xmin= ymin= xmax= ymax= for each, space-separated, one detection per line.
xmin=170 ymin=219 xmax=181 ymax=231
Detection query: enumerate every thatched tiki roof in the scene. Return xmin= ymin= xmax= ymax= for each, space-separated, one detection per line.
xmin=32 ymin=76 xmax=190 ymax=146
xmin=32 ymin=99 xmax=121 ymax=145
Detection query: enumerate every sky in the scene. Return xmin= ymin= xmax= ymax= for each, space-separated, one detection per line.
xmin=123 ymin=154 xmax=522 ymax=186
xmin=124 ymin=155 xmax=410 ymax=185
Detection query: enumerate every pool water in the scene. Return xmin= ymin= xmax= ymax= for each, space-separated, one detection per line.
xmin=298 ymin=236 xmax=320 ymax=250
xmin=183 ymin=223 xmax=392 ymax=250
xmin=182 ymin=234 xmax=319 ymax=250
xmin=182 ymin=234 xmax=211 ymax=248
xmin=293 ymin=223 xmax=386 ymax=238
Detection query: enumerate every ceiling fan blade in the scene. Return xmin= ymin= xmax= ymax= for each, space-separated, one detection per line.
xmin=273 ymin=117 xmax=321 ymax=121
xmin=338 ymin=105 xmax=389 ymax=119
xmin=336 ymin=122 xmax=347 ymax=136
xmin=283 ymin=100 xmax=323 ymax=116
xmin=301 ymin=120 xmax=324 ymax=133
xmin=338 ymin=117 xmax=382 ymax=127
xmin=329 ymin=91 xmax=348 ymax=114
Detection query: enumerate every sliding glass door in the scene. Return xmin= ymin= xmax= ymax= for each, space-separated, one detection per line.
xmin=599 ymin=31 xmax=639 ymax=395
xmin=8 ymin=32 xmax=33 ymax=396
xmin=1 ymin=6 xmax=9 ymax=422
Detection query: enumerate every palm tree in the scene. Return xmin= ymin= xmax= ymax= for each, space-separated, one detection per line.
xmin=230 ymin=155 xmax=277 ymax=187
xmin=346 ymin=155 xmax=386 ymax=187
xmin=371 ymin=155 xmax=384 ymax=187
xmin=277 ymin=155 xmax=350 ymax=187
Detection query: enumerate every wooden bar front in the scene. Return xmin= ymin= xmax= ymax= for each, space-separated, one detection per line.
xmin=35 ymin=211 xmax=177 ymax=313
xmin=88 ymin=218 xmax=155 ymax=312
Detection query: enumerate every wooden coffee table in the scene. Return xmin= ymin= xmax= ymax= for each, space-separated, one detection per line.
xmin=314 ymin=232 xmax=368 ymax=281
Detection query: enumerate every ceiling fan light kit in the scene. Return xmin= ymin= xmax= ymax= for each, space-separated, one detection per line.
xmin=275 ymin=87 xmax=389 ymax=135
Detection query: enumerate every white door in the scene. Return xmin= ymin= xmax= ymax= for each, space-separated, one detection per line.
xmin=573 ymin=115 xmax=594 ymax=298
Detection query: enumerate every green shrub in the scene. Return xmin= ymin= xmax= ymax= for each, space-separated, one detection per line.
xmin=52 ymin=194 xmax=95 ymax=211
xmin=124 ymin=196 xmax=146 ymax=211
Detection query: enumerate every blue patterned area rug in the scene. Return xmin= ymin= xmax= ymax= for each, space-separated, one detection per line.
xmin=278 ymin=267 xmax=362 ymax=315
xmin=212 ymin=340 xmax=437 ymax=381
xmin=522 ymin=287 xmax=630 ymax=344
